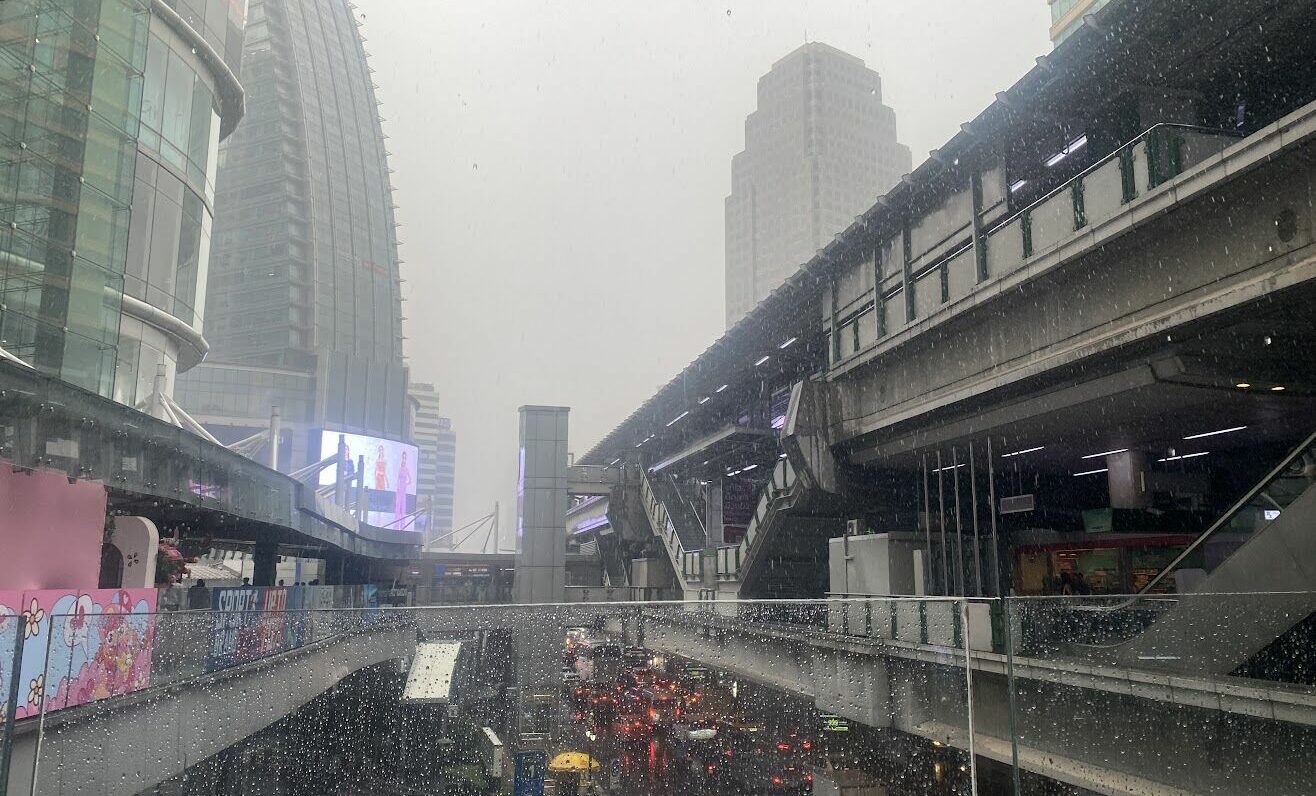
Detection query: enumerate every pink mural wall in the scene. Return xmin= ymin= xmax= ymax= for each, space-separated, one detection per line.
xmin=1 ymin=588 xmax=157 ymax=720
xmin=0 ymin=466 xmax=107 ymax=592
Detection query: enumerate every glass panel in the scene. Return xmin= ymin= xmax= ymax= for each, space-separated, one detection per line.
xmin=160 ymin=49 xmax=194 ymax=164
xmin=1005 ymin=594 xmax=1316 ymax=794
xmin=139 ymin=33 xmax=168 ymax=146
xmin=13 ymin=599 xmax=984 ymax=794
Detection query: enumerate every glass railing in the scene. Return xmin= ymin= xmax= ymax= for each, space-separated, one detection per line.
xmin=0 ymin=362 xmax=415 ymax=561
xmin=2 ymin=594 xmax=1313 ymax=794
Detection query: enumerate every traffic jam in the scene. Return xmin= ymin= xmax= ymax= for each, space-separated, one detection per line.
xmin=560 ymin=629 xmax=817 ymax=794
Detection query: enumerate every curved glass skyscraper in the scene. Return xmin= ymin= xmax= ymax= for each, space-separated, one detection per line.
xmin=0 ymin=0 xmax=245 ymax=402
xmin=178 ymin=0 xmax=409 ymax=464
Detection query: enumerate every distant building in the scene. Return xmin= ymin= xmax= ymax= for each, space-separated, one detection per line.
xmin=0 ymin=0 xmax=245 ymax=403
xmin=1049 ymin=0 xmax=1109 ymax=45
xmin=177 ymin=0 xmax=409 ymax=466
xmin=724 ymin=42 xmax=912 ymax=327
xmin=410 ymin=382 xmax=456 ymax=547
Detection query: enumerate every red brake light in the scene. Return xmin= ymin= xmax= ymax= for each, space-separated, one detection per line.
xmin=772 ymin=775 xmax=783 ymax=785
xmin=801 ymin=740 xmax=812 ymax=750
xmin=776 ymin=742 xmax=790 ymax=752
xmin=805 ymin=772 xmax=814 ymax=783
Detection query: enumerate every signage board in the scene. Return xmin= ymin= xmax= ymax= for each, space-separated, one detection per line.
xmin=513 ymin=750 xmax=547 ymax=796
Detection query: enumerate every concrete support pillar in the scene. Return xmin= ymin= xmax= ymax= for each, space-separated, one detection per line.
xmin=112 ymin=516 xmax=159 ymax=588
xmin=322 ymin=552 xmax=343 ymax=585
xmin=706 ymin=479 xmax=724 ymax=546
xmin=252 ymin=541 xmax=278 ymax=587
xmin=513 ymin=406 xmax=568 ymax=604
xmin=1107 ymin=449 xmax=1151 ymax=510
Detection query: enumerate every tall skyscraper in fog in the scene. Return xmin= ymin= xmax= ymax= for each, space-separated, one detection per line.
xmin=178 ymin=0 xmax=409 ymax=466
xmin=410 ymin=382 xmax=457 ymax=547
xmin=725 ymin=42 xmax=912 ymax=327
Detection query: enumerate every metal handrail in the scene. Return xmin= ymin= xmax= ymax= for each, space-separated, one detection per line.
xmin=639 ymin=468 xmax=687 ymax=579
xmin=993 ymin=122 xmax=1244 ymax=233
xmin=732 ymin=458 xmax=800 ymax=577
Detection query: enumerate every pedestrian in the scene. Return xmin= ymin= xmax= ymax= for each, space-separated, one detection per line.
xmin=188 ymin=579 xmax=211 ymax=610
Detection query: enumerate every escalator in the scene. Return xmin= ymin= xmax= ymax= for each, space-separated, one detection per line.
xmin=1079 ymin=429 xmax=1316 ymax=674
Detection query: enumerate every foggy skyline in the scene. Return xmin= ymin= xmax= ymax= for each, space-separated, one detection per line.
xmin=354 ymin=0 xmax=1052 ymax=548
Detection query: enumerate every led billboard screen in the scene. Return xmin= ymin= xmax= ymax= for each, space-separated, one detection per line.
xmin=318 ymin=431 xmax=419 ymax=530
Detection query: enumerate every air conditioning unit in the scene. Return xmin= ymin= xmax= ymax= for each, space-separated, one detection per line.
xmin=846 ymin=518 xmax=864 ymax=536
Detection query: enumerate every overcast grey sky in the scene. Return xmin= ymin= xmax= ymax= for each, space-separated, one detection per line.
xmin=354 ymin=0 xmax=1051 ymax=549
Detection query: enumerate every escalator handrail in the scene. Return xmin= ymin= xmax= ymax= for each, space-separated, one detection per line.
xmin=1125 ymin=427 xmax=1316 ymax=602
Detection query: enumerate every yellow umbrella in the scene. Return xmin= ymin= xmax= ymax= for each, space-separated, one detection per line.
xmin=548 ymin=752 xmax=601 ymax=774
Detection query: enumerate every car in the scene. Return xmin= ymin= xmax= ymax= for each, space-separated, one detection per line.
xmin=612 ymin=712 xmax=653 ymax=742
xmin=623 ymin=645 xmax=650 ymax=669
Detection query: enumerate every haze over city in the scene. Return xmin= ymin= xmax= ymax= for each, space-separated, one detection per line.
xmin=359 ymin=0 xmax=1052 ymax=544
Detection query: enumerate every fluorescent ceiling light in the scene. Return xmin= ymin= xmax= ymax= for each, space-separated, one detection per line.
xmin=1158 ymin=451 xmax=1209 ymax=463
xmin=932 ymin=462 xmax=966 ymax=474
xmin=754 ymin=355 xmax=771 ymax=366
xmin=1080 ymin=448 xmax=1127 ymax=460
xmin=666 ymin=411 xmax=689 ymax=427
xmin=741 ymin=464 xmax=758 ymax=472
xmin=1072 ymin=467 xmax=1109 ymax=476
xmin=1001 ymin=446 xmax=1044 ymax=458
xmin=715 ymin=384 xmax=729 ymax=393
xmin=778 ymin=337 xmax=797 ymax=349
xmin=697 ymin=396 xmax=711 ymax=405
xmin=1182 ymin=426 xmax=1245 ymax=440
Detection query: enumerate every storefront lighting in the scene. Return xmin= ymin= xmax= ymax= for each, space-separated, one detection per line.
xmin=1080 ymin=448 xmax=1127 ymax=459
xmin=1072 ymin=467 xmax=1109 ymax=476
xmin=1182 ymin=425 xmax=1246 ymax=440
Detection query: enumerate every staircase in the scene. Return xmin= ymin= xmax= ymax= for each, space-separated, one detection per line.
xmin=638 ymin=468 xmax=705 ymax=595
xmin=715 ymin=379 xmax=846 ymax=598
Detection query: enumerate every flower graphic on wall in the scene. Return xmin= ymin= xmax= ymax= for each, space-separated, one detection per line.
xmin=27 ymin=674 xmax=44 ymax=708
xmin=22 ymin=599 xmax=44 ymax=639
xmin=62 ymin=594 xmax=95 ymax=651
xmin=0 ymin=604 xmax=13 ymax=635
xmin=125 ymin=551 xmax=140 ymax=569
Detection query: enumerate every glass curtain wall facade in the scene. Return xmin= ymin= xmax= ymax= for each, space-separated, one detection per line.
xmin=178 ymin=0 xmax=408 ymax=459
xmin=0 ymin=0 xmax=149 ymax=396
xmin=0 ymin=0 xmax=244 ymax=403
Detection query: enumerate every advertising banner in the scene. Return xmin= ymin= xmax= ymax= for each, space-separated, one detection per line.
xmin=12 ymin=588 xmax=157 ymax=719
xmin=317 ymin=430 xmax=419 ymax=530
xmin=206 ymin=586 xmax=264 ymax=673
